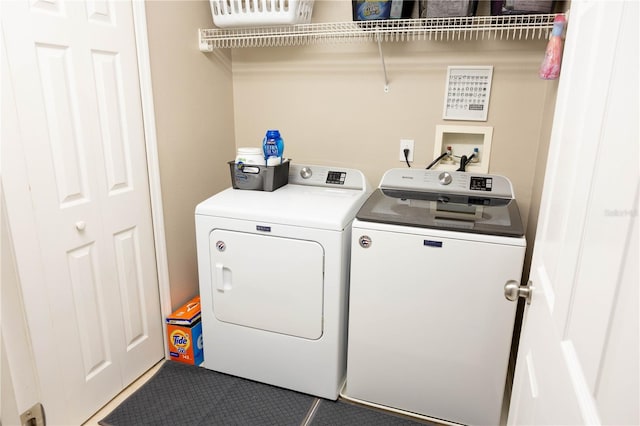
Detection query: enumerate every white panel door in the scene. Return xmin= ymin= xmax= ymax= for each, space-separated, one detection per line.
xmin=508 ymin=1 xmax=639 ymax=425
xmin=210 ymin=229 xmax=324 ymax=340
xmin=1 ymin=0 xmax=163 ymax=424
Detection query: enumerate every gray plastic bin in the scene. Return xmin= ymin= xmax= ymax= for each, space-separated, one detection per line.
xmin=228 ymin=160 xmax=290 ymax=192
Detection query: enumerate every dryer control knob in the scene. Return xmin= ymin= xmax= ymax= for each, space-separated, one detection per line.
xmin=438 ymin=172 xmax=452 ymax=185
xmin=300 ymin=167 xmax=313 ymax=179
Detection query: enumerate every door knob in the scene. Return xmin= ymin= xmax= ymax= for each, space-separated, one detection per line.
xmin=504 ymin=280 xmax=533 ymax=304
xmin=75 ymin=221 xmax=86 ymax=231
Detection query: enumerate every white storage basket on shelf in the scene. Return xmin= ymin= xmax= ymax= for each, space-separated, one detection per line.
xmin=210 ymin=0 xmax=314 ymax=28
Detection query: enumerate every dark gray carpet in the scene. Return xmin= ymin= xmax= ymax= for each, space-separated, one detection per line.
xmin=311 ymin=400 xmax=433 ymax=425
xmin=100 ymin=361 xmax=433 ymax=426
xmin=99 ymin=362 xmax=315 ymax=426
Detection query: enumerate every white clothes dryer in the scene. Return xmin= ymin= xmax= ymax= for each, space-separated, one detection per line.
xmin=195 ymin=164 xmax=370 ymax=400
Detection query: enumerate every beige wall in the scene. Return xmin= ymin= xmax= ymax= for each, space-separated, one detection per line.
xmin=523 ymin=79 xmax=559 ymax=281
xmin=147 ymin=0 xmax=559 ymax=304
xmin=146 ymin=1 xmax=235 ymax=309
xmin=233 ymin=42 xmax=554 ymax=226
xmin=231 ymin=1 xmax=558 ymax=280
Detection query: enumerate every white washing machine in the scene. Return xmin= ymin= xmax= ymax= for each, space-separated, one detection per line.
xmin=195 ymin=164 xmax=369 ymax=400
xmin=345 ymin=168 xmax=526 ymax=426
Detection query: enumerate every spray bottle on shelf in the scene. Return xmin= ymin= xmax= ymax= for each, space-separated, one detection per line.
xmin=539 ymin=14 xmax=567 ymax=80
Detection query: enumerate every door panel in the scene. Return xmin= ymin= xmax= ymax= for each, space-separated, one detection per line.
xmin=508 ymin=1 xmax=639 ymax=424
xmin=67 ymin=242 xmax=111 ymax=379
xmin=2 ymin=1 xmax=163 ymax=423
xmin=210 ymin=229 xmax=324 ymax=340
xmin=113 ymin=227 xmax=147 ymax=349
xmin=92 ymin=50 xmax=134 ymax=195
xmin=36 ymin=42 xmax=92 ymax=207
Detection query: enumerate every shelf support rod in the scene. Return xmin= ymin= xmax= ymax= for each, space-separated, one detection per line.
xmin=198 ymin=28 xmax=213 ymax=52
xmin=376 ymin=32 xmax=389 ymax=93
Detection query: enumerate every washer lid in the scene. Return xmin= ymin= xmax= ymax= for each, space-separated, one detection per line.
xmin=356 ymin=188 xmax=525 ymax=237
xmin=196 ymin=184 xmax=370 ymax=230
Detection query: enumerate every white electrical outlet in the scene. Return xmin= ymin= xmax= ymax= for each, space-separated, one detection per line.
xmin=399 ymin=139 xmax=414 ymax=162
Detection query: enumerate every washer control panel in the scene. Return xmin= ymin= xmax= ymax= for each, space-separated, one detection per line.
xmin=326 ymin=171 xmax=347 ymax=185
xmin=380 ymin=168 xmax=514 ymax=198
xmin=469 ymin=176 xmax=493 ymax=192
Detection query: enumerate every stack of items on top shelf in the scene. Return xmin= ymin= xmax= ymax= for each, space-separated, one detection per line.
xmin=352 ymin=0 xmax=556 ymax=20
xmin=419 ymin=0 xmax=478 ymax=18
xmin=418 ymin=0 xmax=555 ymax=18
xmin=352 ymin=0 xmax=415 ymax=20
xmin=491 ymin=0 xmax=555 ymax=15
xmin=207 ymin=0 xmax=557 ymax=29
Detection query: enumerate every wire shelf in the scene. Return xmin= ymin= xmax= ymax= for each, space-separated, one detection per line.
xmin=199 ymin=14 xmax=559 ymax=50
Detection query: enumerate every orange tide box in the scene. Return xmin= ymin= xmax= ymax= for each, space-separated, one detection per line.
xmin=166 ymin=296 xmax=204 ymax=365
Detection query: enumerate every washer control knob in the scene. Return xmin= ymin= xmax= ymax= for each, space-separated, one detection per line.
xmin=300 ymin=167 xmax=313 ymax=179
xmin=438 ymin=172 xmax=452 ymax=185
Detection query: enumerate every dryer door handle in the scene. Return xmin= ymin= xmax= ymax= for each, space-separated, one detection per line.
xmin=215 ymin=263 xmax=231 ymax=292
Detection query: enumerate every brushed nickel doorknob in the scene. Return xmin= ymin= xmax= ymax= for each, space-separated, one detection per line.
xmin=504 ymin=280 xmax=533 ymax=304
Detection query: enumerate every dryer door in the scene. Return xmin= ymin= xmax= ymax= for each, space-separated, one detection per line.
xmin=209 ymin=229 xmax=324 ymax=340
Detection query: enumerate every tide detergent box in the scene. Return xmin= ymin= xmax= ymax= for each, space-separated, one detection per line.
xmin=166 ymin=296 xmax=204 ymax=365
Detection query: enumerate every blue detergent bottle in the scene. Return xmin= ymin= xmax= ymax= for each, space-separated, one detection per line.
xmin=263 ymin=130 xmax=284 ymax=166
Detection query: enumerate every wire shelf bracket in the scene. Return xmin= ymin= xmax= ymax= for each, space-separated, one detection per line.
xmin=199 ymin=28 xmax=214 ymax=52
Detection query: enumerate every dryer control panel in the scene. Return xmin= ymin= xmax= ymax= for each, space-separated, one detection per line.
xmin=289 ymin=164 xmax=368 ymax=191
